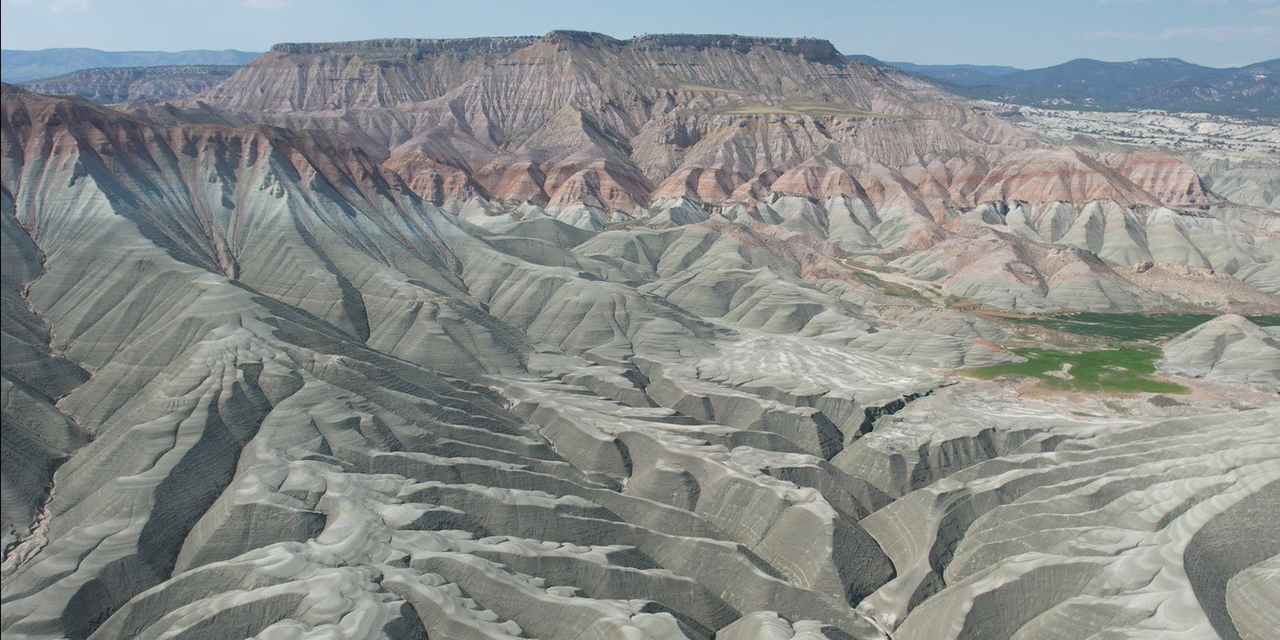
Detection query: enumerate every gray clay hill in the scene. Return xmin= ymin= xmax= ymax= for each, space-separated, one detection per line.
xmin=2 ymin=32 xmax=1278 ymax=640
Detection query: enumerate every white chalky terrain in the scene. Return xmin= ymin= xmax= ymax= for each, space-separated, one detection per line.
xmin=1160 ymin=315 xmax=1280 ymax=389
xmin=2 ymin=33 xmax=1278 ymax=640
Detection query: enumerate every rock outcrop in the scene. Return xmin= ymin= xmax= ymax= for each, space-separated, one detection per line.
xmin=118 ymin=32 xmax=1280 ymax=315
xmin=1 ymin=32 xmax=1277 ymax=640
xmin=137 ymin=32 xmax=1219 ymax=220
xmin=1161 ymin=315 xmax=1280 ymax=388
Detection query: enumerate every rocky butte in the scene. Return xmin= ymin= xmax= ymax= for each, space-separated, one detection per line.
xmin=1 ymin=31 xmax=1278 ymax=640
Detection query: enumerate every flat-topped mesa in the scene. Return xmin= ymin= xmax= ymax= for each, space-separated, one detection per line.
xmin=264 ymin=32 xmax=843 ymax=60
xmin=268 ymin=36 xmax=541 ymax=56
xmin=177 ymin=30 xmax=1221 ymax=215
xmin=628 ymin=33 xmax=842 ymax=62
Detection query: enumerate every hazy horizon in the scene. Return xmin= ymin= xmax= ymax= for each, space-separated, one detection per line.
xmin=1 ymin=0 xmax=1278 ymax=69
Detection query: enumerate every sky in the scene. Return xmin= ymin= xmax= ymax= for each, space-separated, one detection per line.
xmin=1 ymin=0 xmax=1278 ymax=68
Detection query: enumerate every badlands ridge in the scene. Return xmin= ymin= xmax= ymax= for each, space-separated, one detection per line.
xmin=1 ymin=32 xmax=1278 ymax=640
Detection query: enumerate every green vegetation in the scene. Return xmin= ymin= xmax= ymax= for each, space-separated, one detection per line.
xmin=1000 ymin=312 xmax=1280 ymax=343
xmin=674 ymin=83 xmax=743 ymax=94
xmin=834 ymin=257 xmax=932 ymax=302
xmin=855 ymin=270 xmax=929 ymax=302
xmin=1149 ymin=394 xmax=1185 ymax=408
xmin=715 ymin=100 xmax=912 ymax=119
xmin=960 ymin=312 xmax=1280 ymax=394
xmin=968 ymin=347 xmax=1188 ymax=394
xmin=602 ymin=218 xmax=648 ymax=232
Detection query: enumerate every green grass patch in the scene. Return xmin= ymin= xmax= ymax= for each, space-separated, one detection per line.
xmin=968 ymin=347 xmax=1188 ymax=394
xmin=1001 ymin=312 xmax=1280 ymax=343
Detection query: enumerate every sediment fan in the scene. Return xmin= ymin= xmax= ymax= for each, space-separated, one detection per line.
xmin=1 ymin=31 xmax=1277 ymax=640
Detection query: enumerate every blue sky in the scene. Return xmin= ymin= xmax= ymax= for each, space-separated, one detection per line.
xmin=1 ymin=0 xmax=1277 ymax=68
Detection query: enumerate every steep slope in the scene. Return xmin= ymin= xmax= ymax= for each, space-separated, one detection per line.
xmin=0 ymin=193 xmax=90 ymax=558
xmin=1 ymin=35 xmax=1278 ymax=640
xmin=1006 ymin=104 xmax=1280 ymax=210
xmin=850 ymin=390 xmax=1280 ymax=640
xmin=1160 ymin=314 xmax=1280 ymax=388
xmin=115 ymin=30 xmax=1269 ymax=313
xmin=3 ymin=84 xmax=930 ymax=640
xmin=159 ymin=33 xmax=1213 ymax=215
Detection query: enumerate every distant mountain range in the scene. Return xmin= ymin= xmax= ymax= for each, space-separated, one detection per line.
xmin=848 ymin=56 xmax=1022 ymax=86
xmin=869 ymin=57 xmax=1279 ymax=117
xmin=17 ymin=65 xmax=243 ymax=103
xmin=0 ymin=48 xmax=261 ymax=82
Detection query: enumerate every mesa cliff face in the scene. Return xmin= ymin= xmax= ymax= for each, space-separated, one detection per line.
xmin=160 ymin=32 xmax=1216 ymax=216
xmin=1 ymin=32 xmax=1278 ymax=640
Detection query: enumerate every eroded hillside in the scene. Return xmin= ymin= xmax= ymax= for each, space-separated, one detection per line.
xmin=1 ymin=33 xmax=1278 ymax=640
